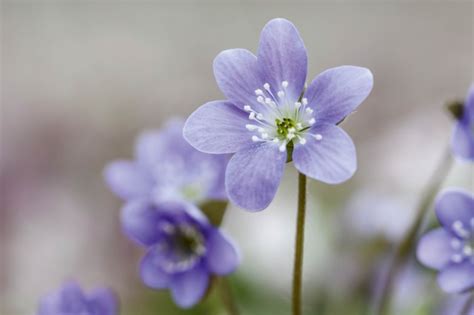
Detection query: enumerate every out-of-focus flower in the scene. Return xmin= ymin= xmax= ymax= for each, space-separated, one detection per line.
xmin=452 ymin=84 xmax=474 ymax=161
xmin=104 ymin=119 xmax=228 ymax=205
xmin=344 ymin=189 xmax=414 ymax=243
xmin=36 ymin=281 xmax=118 ymax=315
xmin=417 ymin=189 xmax=474 ymax=293
xmin=123 ymin=200 xmax=239 ymax=308
xmin=184 ymin=18 xmax=373 ymax=211
xmin=438 ymin=294 xmax=474 ymax=315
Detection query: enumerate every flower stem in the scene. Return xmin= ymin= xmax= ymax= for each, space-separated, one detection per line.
xmin=218 ymin=277 xmax=239 ymax=315
xmin=292 ymin=172 xmax=307 ymax=315
xmin=374 ymin=147 xmax=453 ymax=315
xmin=460 ymin=293 xmax=474 ymax=315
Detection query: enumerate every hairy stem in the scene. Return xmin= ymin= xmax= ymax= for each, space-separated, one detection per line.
xmin=292 ymin=172 xmax=307 ymax=315
xmin=375 ymin=147 xmax=453 ymax=315
xmin=218 ymin=277 xmax=239 ymax=315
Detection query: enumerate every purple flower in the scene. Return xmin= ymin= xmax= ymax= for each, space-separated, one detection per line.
xmin=183 ymin=18 xmax=373 ymax=211
xmin=417 ymin=189 xmax=474 ymax=293
xmin=439 ymin=294 xmax=474 ymax=315
xmin=123 ymin=200 xmax=239 ymax=308
xmin=104 ymin=119 xmax=228 ymax=205
xmin=37 ymin=281 xmax=118 ymax=315
xmin=452 ymin=84 xmax=474 ymax=161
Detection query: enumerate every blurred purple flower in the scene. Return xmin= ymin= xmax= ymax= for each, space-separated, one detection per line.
xmin=104 ymin=119 xmax=228 ymax=205
xmin=123 ymin=200 xmax=239 ymax=308
xmin=452 ymin=84 xmax=474 ymax=161
xmin=439 ymin=294 xmax=474 ymax=315
xmin=417 ymin=189 xmax=474 ymax=293
xmin=184 ymin=18 xmax=373 ymax=211
xmin=37 ymin=281 xmax=118 ymax=315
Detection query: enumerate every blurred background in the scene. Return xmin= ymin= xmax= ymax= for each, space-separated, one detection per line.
xmin=1 ymin=1 xmax=473 ymax=315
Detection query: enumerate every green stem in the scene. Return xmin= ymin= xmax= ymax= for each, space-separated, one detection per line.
xmin=375 ymin=147 xmax=453 ymax=315
xmin=460 ymin=293 xmax=474 ymax=315
xmin=218 ymin=277 xmax=239 ymax=315
xmin=292 ymin=172 xmax=307 ymax=315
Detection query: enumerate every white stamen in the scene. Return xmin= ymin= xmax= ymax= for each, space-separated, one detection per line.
xmin=451 ymin=238 xmax=462 ymax=249
xmin=302 ymin=98 xmax=308 ymax=106
xmin=463 ymin=246 xmax=473 ymax=256
xmin=263 ymin=83 xmax=270 ymax=91
xmin=314 ymin=134 xmax=323 ymax=140
xmin=279 ymin=143 xmax=287 ymax=152
xmin=257 ymin=127 xmax=265 ymax=133
xmin=244 ymin=105 xmax=252 ymax=112
xmin=295 ymin=102 xmax=302 ymax=109
xmin=252 ymin=135 xmax=260 ymax=142
xmin=249 ymin=112 xmax=256 ymax=120
xmin=255 ymin=89 xmax=264 ymax=96
xmin=296 ymin=123 xmax=303 ymax=129
xmin=282 ymin=81 xmax=289 ymax=88
xmin=287 ymin=133 xmax=295 ymax=140
xmin=299 ymin=137 xmax=307 ymax=145
xmin=246 ymin=124 xmax=258 ymax=131
xmin=265 ymin=97 xmax=272 ymax=104
xmin=305 ymin=107 xmax=313 ymax=114
xmin=288 ymin=127 xmax=296 ymax=133
xmin=261 ymin=133 xmax=269 ymax=139
xmin=308 ymin=118 xmax=316 ymax=125
xmin=452 ymin=254 xmax=463 ymax=263
xmin=257 ymin=96 xmax=265 ymax=103
xmin=277 ymin=91 xmax=285 ymax=98
xmin=453 ymin=221 xmax=469 ymax=238
xmin=256 ymin=113 xmax=264 ymax=120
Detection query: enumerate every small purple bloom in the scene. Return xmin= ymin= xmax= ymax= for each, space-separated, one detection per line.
xmin=439 ymin=294 xmax=474 ymax=315
xmin=104 ymin=119 xmax=228 ymax=205
xmin=183 ymin=18 xmax=373 ymax=211
xmin=123 ymin=200 xmax=239 ymax=308
xmin=37 ymin=281 xmax=118 ymax=315
xmin=417 ymin=189 xmax=474 ymax=293
xmin=452 ymin=84 xmax=474 ymax=161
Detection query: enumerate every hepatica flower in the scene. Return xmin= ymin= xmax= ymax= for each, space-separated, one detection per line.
xmin=452 ymin=84 xmax=474 ymax=161
xmin=37 ymin=281 xmax=118 ymax=315
xmin=105 ymin=119 xmax=227 ymax=205
xmin=184 ymin=18 xmax=373 ymax=211
xmin=417 ymin=189 xmax=474 ymax=293
xmin=123 ymin=200 xmax=239 ymax=308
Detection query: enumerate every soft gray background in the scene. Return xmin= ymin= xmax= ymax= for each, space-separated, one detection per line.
xmin=1 ymin=1 xmax=473 ymax=315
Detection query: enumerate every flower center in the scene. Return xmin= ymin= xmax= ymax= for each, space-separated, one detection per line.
xmin=157 ymin=222 xmax=206 ymax=273
xmin=449 ymin=217 xmax=474 ymax=264
xmin=244 ymin=81 xmax=322 ymax=152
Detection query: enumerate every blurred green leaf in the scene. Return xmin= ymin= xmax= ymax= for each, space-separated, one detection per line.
xmin=199 ymin=200 xmax=228 ymax=226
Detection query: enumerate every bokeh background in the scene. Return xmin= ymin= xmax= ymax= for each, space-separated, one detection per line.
xmin=1 ymin=1 xmax=473 ymax=315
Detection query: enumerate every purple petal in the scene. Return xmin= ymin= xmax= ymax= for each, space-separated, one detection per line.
xmin=293 ymin=124 xmax=356 ymax=184
xmin=140 ymin=249 xmax=171 ymax=289
xmin=103 ymin=161 xmax=152 ymax=200
xmin=304 ymin=66 xmax=373 ymax=124
xmin=257 ymin=18 xmax=307 ymax=102
xmin=38 ymin=281 xmax=87 ymax=314
xmin=206 ymin=229 xmax=240 ymax=275
xmin=121 ymin=200 xmax=161 ymax=246
xmin=213 ymin=49 xmax=264 ymax=110
xmin=438 ymin=261 xmax=474 ymax=293
xmin=416 ymin=228 xmax=454 ymax=270
xmin=435 ymin=189 xmax=474 ymax=235
xmin=134 ymin=130 xmax=165 ymax=169
xmin=88 ymin=288 xmax=118 ymax=315
xmin=170 ymin=265 xmax=209 ymax=308
xmin=452 ymin=121 xmax=474 ymax=161
xmin=183 ymin=100 xmax=252 ymax=154
xmin=225 ymin=142 xmax=286 ymax=211
xmin=465 ymin=83 xmax=474 ymax=121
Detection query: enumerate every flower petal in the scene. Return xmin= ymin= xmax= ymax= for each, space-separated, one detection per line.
xmin=206 ymin=229 xmax=240 ymax=275
xmin=452 ymin=121 xmax=474 ymax=161
xmin=437 ymin=261 xmax=474 ymax=293
xmin=140 ymin=249 xmax=171 ymax=289
xmin=293 ymin=124 xmax=356 ymax=184
xmin=464 ymin=83 xmax=474 ymax=121
xmin=213 ymin=49 xmax=264 ymax=110
xmin=88 ymin=288 xmax=118 ymax=315
xmin=170 ymin=265 xmax=209 ymax=309
xmin=257 ymin=18 xmax=307 ymax=102
xmin=304 ymin=66 xmax=373 ymax=124
xmin=435 ymin=189 xmax=474 ymax=234
xmin=38 ymin=281 xmax=88 ymax=314
xmin=184 ymin=100 xmax=252 ymax=154
xmin=103 ymin=161 xmax=153 ymax=200
xmin=121 ymin=200 xmax=161 ymax=246
xmin=225 ymin=142 xmax=286 ymax=211
xmin=416 ymin=228 xmax=455 ymax=270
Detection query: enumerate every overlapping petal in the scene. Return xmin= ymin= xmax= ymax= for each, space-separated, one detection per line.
xmin=88 ymin=288 xmax=118 ymax=315
xmin=437 ymin=261 xmax=474 ymax=293
xmin=225 ymin=142 xmax=286 ymax=211
xmin=293 ymin=124 xmax=356 ymax=184
xmin=257 ymin=18 xmax=307 ymax=102
xmin=416 ymin=228 xmax=455 ymax=270
xmin=304 ymin=66 xmax=373 ymax=124
xmin=452 ymin=121 xmax=474 ymax=160
xmin=435 ymin=189 xmax=474 ymax=234
xmin=206 ymin=229 xmax=240 ymax=275
xmin=121 ymin=200 xmax=161 ymax=246
xmin=184 ymin=100 xmax=253 ymax=154
xmin=140 ymin=249 xmax=171 ymax=289
xmin=170 ymin=265 xmax=209 ymax=309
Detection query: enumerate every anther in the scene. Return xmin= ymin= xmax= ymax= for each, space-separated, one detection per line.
xmin=314 ymin=134 xmax=323 ymax=140
xmin=282 ymin=81 xmax=289 ymax=88
xmin=277 ymin=91 xmax=285 ymax=98
xmin=295 ymin=102 xmax=302 ymax=109
xmin=302 ymin=98 xmax=308 ymax=106
xmin=257 ymin=96 xmax=265 ymax=103
xmin=256 ymin=113 xmax=264 ymax=120
xmin=263 ymin=83 xmax=271 ymax=91
xmin=299 ymin=137 xmax=307 ymax=145
xmin=252 ymin=135 xmax=260 ymax=142
xmin=305 ymin=108 xmax=313 ymax=114
xmin=246 ymin=124 xmax=258 ymax=131
xmin=308 ymin=118 xmax=316 ymax=125
xmin=249 ymin=112 xmax=256 ymax=120
xmin=244 ymin=105 xmax=252 ymax=112
xmin=255 ymin=89 xmax=264 ymax=96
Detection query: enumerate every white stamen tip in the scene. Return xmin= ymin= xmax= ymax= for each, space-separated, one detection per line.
xmin=296 ymin=123 xmax=303 ymax=129
xmin=252 ymin=135 xmax=260 ymax=142
xmin=309 ymin=118 xmax=316 ymax=125
xmin=265 ymin=98 xmax=272 ymax=104
xmin=246 ymin=124 xmax=257 ymax=131
xmin=257 ymin=96 xmax=264 ymax=103
xmin=261 ymin=133 xmax=269 ymax=139
xmin=282 ymin=81 xmax=289 ymax=88
xmin=315 ymin=134 xmax=323 ymax=140
xmin=295 ymin=102 xmax=302 ymax=109
xmin=249 ymin=112 xmax=256 ymax=120
xmin=302 ymin=98 xmax=308 ymax=105
xmin=279 ymin=143 xmax=287 ymax=152
xmin=263 ymin=83 xmax=270 ymax=90
xmin=277 ymin=91 xmax=285 ymax=98
xmin=244 ymin=105 xmax=252 ymax=112
xmin=299 ymin=138 xmax=307 ymax=145
xmin=255 ymin=89 xmax=264 ymax=95
xmin=305 ymin=107 xmax=313 ymax=114
xmin=256 ymin=113 xmax=264 ymax=120
xmin=287 ymin=133 xmax=295 ymax=140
